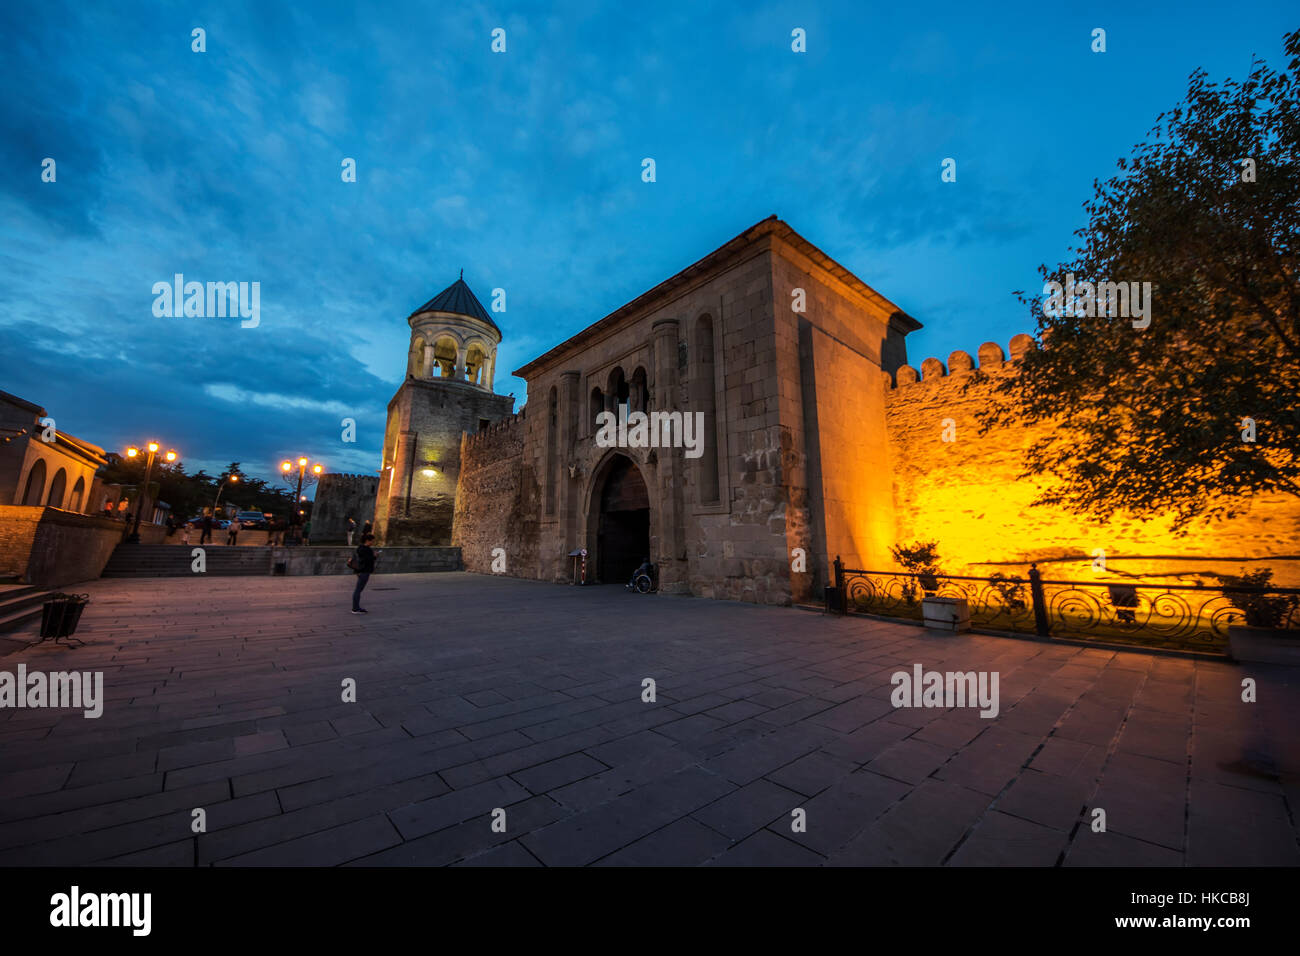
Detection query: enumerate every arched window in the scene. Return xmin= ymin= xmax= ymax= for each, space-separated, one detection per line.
xmin=20 ymin=459 xmax=47 ymax=506
xmin=70 ymin=476 xmax=86 ymax=512
xmin=46 ymin=467 xmax=68 ymax=509
xmin=607 ymin=368 xmax=629 ymax=412
xmin=546 ymin=387 xmax=558 ymax=515
xmin=630 ymin=367 xmax=649 ymax=413
xmin=693 ymin=315 xmax=719 ymax=503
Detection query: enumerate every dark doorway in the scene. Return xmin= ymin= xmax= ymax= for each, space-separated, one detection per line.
xmin=595 ymin=455 xmax=650 ymax=584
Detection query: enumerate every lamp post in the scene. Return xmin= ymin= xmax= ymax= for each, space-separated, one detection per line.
xmin=280 ymin=457 xmax=322 ymax=545
xmin=213 ymin=473 xmax=239 ymax=514
xmin=125 ymin=442 xmax=177 ymax=544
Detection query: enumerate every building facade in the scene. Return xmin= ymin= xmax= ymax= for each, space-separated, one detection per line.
xmin=382 ymin=217 xmax=1300 ymax=603
xmin=1 ymin=389 xmax=108 ymax=513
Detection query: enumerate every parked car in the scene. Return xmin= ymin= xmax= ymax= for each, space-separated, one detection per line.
xmin=235 ymin=510 xmax=270 ymax=530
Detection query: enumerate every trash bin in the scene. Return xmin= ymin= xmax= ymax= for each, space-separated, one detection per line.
xmin=38 ymin=593 xmax=89 ymax=646
xmin=824 ymin=585 xmax=843 ymax=614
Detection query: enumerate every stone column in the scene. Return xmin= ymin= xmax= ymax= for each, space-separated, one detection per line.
xmin=390 ymin=429 xmax=417 ymax=524
xmin=454 ymin=345 xmax=466 ymax=381
xmin=423 ymin=343 xmax=435 ymax=379
xmin=486 ymin=349 xmax=497 ymax=391
xmin=558 ymin=370 xmax=581 ymax=545
xmin=651 ymin=319 xmax=686 ymax=591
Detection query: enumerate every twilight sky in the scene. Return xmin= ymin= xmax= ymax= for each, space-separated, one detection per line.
xmin=1 ymin=1 xmax=1294 ymax=492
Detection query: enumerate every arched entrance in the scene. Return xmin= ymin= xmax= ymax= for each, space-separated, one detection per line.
xmin=591 ymin=454 xmax=650 ymax=585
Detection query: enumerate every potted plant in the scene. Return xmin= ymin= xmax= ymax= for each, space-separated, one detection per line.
xmin=891 ymin=540 xmax=969 ymax=633
xmin=1217 ymin=569 xmax=1300 ymax=665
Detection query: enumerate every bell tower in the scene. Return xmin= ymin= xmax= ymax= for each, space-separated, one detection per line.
xmin=373 ymin=274 xmax=515 ymax=546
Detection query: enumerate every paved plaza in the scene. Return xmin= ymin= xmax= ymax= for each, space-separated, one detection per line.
xmin=0 ymin=572 xmax=1297 ymax=867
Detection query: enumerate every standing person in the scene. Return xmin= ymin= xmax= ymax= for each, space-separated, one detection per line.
xmin=303 ymin=519 xmax=312 ymax=545
xmin=350 ymin=533 xmax=377 ymax=614
xmin=361 ymin=520 xmax=372 ymax=539
xmin=200 ymin=513 xmax=213 ymax=545
xmin=346 ymin=516 xmax=356 ymax=546
xmin=269 ymin=518 xmax=281 ymax=546
xmin=226 ymin=516 xmax=240 ymax=546
xmin=181 ymin=520 xmax=192 ymax=545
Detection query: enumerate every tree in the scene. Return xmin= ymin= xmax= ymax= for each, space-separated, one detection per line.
xmin=981 ymin=29 xmax=1300 ymax=529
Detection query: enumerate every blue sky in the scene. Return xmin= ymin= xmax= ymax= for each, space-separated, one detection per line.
xmin=1 ymin=1 xmax=1294 ymax=491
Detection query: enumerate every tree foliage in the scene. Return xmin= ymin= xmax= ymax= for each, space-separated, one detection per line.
xmin=98 ymin=454 xmax=299 ymax=520
xmin=981 ymin=29 xmax=1300 ymax=529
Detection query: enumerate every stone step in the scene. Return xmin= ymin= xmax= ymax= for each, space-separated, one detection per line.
xmin=0 ymin=586 xmax=51 ymax=635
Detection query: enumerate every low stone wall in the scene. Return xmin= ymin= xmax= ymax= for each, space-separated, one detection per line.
xmin=269 ymin=546 xmax=462 ymax=576
xmin=0 ymin=506 xmax=165 ymax=586
xmin=160 ymin=529 xmax=271 ymax=547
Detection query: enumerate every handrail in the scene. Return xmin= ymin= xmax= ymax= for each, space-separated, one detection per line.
xmin=837 ymin=568 xmax=1300 ymax=595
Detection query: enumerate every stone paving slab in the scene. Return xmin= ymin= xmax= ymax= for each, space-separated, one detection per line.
xmin=0 ymin=571 xmax=1298 ymax=866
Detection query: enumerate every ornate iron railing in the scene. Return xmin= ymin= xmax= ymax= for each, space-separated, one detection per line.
xmin=830 ymin=559 xmax=1300 ymax=653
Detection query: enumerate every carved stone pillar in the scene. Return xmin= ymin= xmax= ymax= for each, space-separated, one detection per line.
xmin=651 ymin=319 xmax=686 ymax=591
xmin=558 ymin=371 xmax=581 ymax=532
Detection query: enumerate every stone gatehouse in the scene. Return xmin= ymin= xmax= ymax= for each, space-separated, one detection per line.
xmin=379 ymin=216 xmax=1300 ymax=604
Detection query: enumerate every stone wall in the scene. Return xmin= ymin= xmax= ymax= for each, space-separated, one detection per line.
xmin=0 ymin=506 xmax=139 ymax=587
xmin=768 ymin=236 xmax=907 ymax=602
xmin=452 ymin=410 xmax=539 ymax=576
xmin=884 ymin=336 xmax=1300 ymax=586
xmin=271 ymin=546 xmax=461 ymax=576
xmin=312 ymin=473 xmax=379 ymax=543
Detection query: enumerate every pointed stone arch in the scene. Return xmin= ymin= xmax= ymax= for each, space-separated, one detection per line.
xmin=584 ymin=450 xmax=652 ymax=585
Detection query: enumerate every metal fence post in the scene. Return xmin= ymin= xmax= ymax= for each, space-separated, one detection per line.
xmin=1028 ymin=563 xmax=1050 ymax=637
xmin=834 ymin=555 xmax=845 ymax=615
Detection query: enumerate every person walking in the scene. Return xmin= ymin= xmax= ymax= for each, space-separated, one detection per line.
xmin=200 ymin=513 xmax=213 ymax=545
xmin=346 ymin=516 xmax=356 ymax=546
xmin=350 ymin=533 xmax=377 ymax=614
xmin=226 ymin=516 xmax=240 ymax=546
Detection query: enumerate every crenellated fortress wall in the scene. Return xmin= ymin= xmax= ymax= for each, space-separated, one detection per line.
xmin=884 ymin=336 xmax=1300 ymax=585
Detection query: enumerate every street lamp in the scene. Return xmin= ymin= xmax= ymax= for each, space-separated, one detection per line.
xmin=280 ymin=457 xmax=323 ymax=545
xmin=125 ymin=442 xmax=178 ymax=543
xmin=214 ymin=473 xmax=239 ymax=513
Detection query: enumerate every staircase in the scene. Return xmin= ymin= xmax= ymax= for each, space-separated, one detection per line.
xmin=101 ymin=544 xmax=274 ymax=578
xmin=0 ymin=585 xmax=50 ymax=635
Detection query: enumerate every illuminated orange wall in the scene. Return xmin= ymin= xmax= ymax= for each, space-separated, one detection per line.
xmin=884 ymin=341 xmax=1300 ymax=587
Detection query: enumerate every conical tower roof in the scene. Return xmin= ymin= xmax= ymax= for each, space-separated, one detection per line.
xmin=410 ymin=275 xmax=500 ymax=336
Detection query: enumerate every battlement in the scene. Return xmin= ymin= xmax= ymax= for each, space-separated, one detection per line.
xmin=886 ymin=333 xmax=1038 ymax=389
xmin=462 ymin=407 xmax=527 ymax=450
xmin=316 ymin=472 xmax=380 ymax=493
